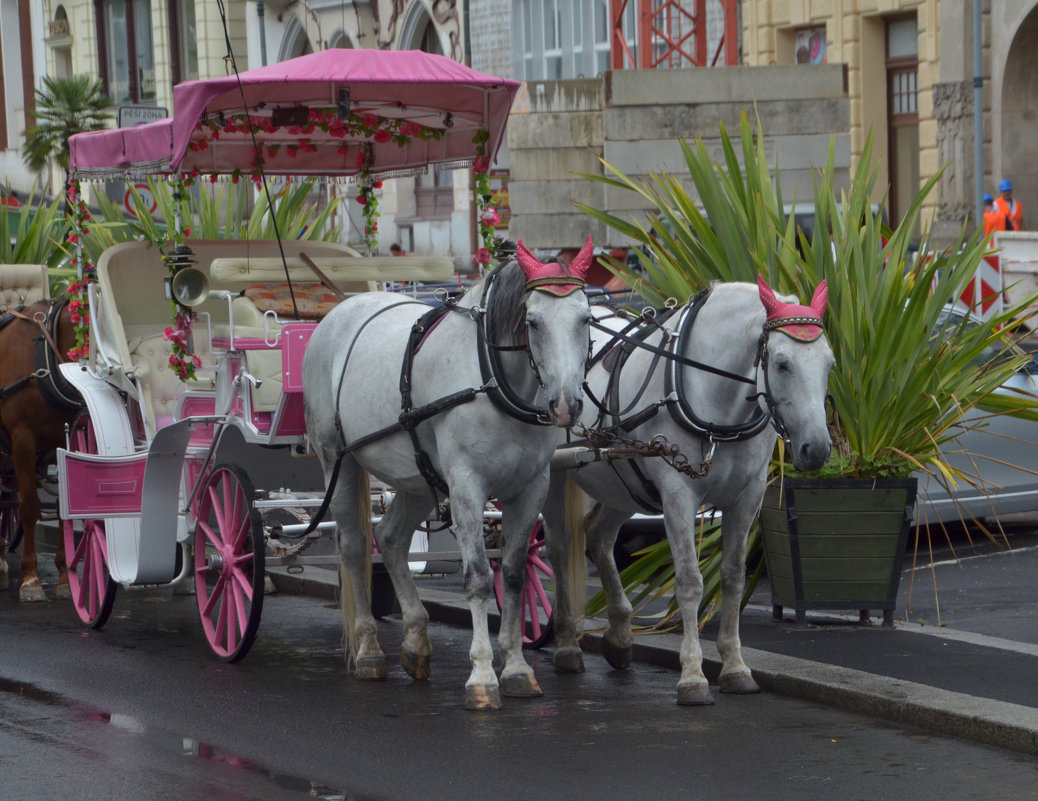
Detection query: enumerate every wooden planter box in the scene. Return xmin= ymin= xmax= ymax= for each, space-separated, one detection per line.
xmin=759 ymin=477 xmax=917 ymax=626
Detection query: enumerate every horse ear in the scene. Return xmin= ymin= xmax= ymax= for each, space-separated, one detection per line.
xmin=516 ymin=240 xmax=543 ymax=280
xmin=810 ymin=280 xmax=829 ymax=317
xmin=567 ymin=235 xmax=595 ymax=279
xmin=757 ymin=274 xmax=781 ymax=316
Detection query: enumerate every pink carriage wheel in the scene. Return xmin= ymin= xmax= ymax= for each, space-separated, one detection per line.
xmin=193 ymin=463 xmax=265 ymax=662
xmin=492 ymin=521 xmax=555 ymax=649
xmin=62 ymin=412 xmax=118 ymax=629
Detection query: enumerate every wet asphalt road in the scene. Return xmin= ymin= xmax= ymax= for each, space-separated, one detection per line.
xmin=2 ymin=571 xmax=1037 ymax=801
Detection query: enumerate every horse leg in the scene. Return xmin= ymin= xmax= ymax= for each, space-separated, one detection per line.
xmin=496 ymin=478 xmax=549 ymax=698
xmin=585 ymin=503 xmax=637 ymax=670
xmin=449 ymin=486 xmax=502 ymax=710
xmin=658 ymin=477 xmax=713 ymax=705
xmin=334 ymin=461 xmax=386 ymax=680
xmin=372 ymin=491 xmax=434 ymax=680
xmin=715 ymin=500 xmax=760 ymax=695
xmin=11 ymin=431 xmax=45 ymax=602
xmin=541 ymin=472 xmax=585 ymax=674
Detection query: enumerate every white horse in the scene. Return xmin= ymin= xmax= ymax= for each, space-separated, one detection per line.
xmin=302 ymin=239 xmax=594 ymax=710
xmin=542 ymin=276 xmax=834 ymax=705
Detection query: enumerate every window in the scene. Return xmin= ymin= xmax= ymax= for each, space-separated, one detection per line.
xmin=886 ymin=15 xmax=919 ymax=229
xmin=95 ymin=0 xmax=155 ymax=103
xmin=169 ymin=0 xmax=198 ymax=85
xmin=514 ymin=0 xmax=631 ymax=80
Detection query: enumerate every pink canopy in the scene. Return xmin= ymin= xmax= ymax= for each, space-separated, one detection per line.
xmin=69 ymin=49 xmax=520 ymax=181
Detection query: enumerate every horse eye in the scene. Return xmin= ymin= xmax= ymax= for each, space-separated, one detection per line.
xmin=526 ymin=316 xmax=541 ymax=329
xmin=773 ymin=355 xmax=793 ymax=373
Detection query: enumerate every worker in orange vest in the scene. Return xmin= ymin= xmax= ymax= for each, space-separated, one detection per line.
xmin=983 ymin=193 xmax=1009 ymax=237
xmin=994 ymin=179 xmax=1024 ymax=231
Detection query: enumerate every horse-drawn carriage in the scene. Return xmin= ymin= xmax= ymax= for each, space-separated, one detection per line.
xmin=3 ymin=47 xmax=836 ymax=711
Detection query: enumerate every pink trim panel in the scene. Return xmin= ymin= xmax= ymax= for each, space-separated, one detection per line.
xmin=60 ymin=451 xmax=148 ymax=517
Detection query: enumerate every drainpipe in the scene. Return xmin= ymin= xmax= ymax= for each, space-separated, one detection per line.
xmin=973 ymin=0 xmax=983 ymax=226
xmin=258 ymin=0 xmax=268 ymax=66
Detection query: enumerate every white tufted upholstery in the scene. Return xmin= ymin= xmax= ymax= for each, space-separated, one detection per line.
xmin=129 ymin=334 xmax=216 ymax=435
xmin=0 ymin=264 xmax=49 ymax=308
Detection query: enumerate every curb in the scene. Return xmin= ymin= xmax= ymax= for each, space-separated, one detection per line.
xmin=270 ymin=567 xmax=1038 ymax=756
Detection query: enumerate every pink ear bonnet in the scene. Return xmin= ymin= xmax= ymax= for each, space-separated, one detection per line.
xmin=516 ymin=235 xmax=593 ymax=296
xmin=757 ymin=275 xmax=828 ymax=341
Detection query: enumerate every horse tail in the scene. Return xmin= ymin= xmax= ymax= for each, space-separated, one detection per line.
xmin=339 ymin=468 xmax=373 ymax=669
xmin=564 ymin=474 xmax=591 ymax=634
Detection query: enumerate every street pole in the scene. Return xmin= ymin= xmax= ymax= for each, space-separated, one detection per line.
xmin=973 ymin=0 xmax=983 ymax=227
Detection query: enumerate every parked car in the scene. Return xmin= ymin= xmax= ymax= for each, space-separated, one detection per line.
xmin=915 ymin=304 xmax=1038 ymax=524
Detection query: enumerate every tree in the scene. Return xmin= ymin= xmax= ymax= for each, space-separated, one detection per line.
xmin=22 ymin=75 xmax=113 ymax=183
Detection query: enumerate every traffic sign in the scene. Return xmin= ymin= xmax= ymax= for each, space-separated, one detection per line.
xmin=118 ymin=105 xmax=168 ymax=128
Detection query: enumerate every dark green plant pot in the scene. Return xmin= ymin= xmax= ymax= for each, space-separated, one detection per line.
xmin=759 ymin=477 xmax=917 ymax=626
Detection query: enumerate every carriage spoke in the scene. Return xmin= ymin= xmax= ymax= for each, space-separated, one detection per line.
xmin=523 ymin=581 xmax=542 ymax=640
xmin=528 ymin=553 xmax=553 ymax=577
xmin=528 ymin=562 xmax=553 ymax=615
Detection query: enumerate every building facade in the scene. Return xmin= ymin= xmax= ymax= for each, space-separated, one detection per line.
xmin=743 ymin=0 xmax=1038 ymax=238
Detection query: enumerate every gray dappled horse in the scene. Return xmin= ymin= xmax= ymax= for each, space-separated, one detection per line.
xmin=303 ymin=239 xmax=594 ymax=710
xmin=542 ymin=277 xmax=834 ymax=705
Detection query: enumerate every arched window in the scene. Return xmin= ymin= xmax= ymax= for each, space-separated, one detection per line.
xmin=94 ymin=0 xmax=155 ymax=103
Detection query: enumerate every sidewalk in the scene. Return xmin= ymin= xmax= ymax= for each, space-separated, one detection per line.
xmin=270 ymin=532 xmax=1038 ymax=756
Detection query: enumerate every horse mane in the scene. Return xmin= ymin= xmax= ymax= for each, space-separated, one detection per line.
xmin=486 ymin=259 xmax=528 ymax=345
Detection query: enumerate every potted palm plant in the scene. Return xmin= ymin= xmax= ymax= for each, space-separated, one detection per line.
xmin=579 ymin=113 xmax=1038 ymax=628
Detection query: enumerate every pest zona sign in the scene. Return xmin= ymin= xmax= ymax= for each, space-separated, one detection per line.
xmin=117 ymin=105 xmax=168 ymax=128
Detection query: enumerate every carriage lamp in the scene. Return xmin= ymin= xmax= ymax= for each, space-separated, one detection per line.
xmin=337 ymin=88 xmax=351 ymax=119
xmin=165 ymin=245 xmax=210 ymax=309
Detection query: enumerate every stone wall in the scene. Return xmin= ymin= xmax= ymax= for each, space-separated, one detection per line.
xmin=507 ymin=65 xmax=850 ymax=250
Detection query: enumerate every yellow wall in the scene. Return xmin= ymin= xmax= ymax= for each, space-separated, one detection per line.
xmin=743 ymin=0 xmax=940 ymax=220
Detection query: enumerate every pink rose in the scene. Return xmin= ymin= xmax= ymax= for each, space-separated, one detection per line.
xmin=480 ymin=208 xmax=500 ymax=226
xmin=400 ymin=121 xmax=421 ymax=137
xmin=473 ymin=156 xmax=491 ymax=172
xmin=474 ymin=247 xmax=491 ymax=265
xmin=363 ymin=113 xmax=378 ymax=129
xmin=373 ymin=129 xmax=392 ymax=143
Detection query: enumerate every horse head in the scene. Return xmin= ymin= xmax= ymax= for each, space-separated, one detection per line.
xmin=513 ymin=236 xmax=594 ymax=427
xmin=757 ymin=276 xmax=834 ymax=472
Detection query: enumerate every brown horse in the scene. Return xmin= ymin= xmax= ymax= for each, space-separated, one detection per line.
xmin=0 ymin=299 xmax=81 ymax=601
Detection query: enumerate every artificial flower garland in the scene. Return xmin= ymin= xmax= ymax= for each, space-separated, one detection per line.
xmin=160 ymin=227 xmax=203 ymax=382
xmin=472 ymin=130 xmax=498 ymax=267
xmin=64 ymin=181 xmax=93 ymax=361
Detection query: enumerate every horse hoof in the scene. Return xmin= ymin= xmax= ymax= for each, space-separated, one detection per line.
xmin=54 ymin=582 xmax=71 ymax=601
xmin=464 ymin=684 xmax=502 ymax=711
xmin=720 ymin=671 xmax=760 ymax=695
xmin=19 ymin=583 xmax=47 ymax=603
xmin=355 ymin=655 xmax=388 ymax=681
xmin=500 ymin=672 xmax=543 ymax=698
xmin=676 ymin=681 xmax=715 ymax=706
xmin=400 ymin=648 xmax=430 ymax=681
xmin=602 ymin=640 xmax=632 ymax=670
xmin=553 ymin=646 xmax=585 ymax=674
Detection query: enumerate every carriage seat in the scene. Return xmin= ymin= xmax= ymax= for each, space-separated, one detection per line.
xmin=128 ymin=333 xmax=216 ymax=435
xmin=0 ymin=264 xmax=49 ymax=308
xmin=205 ymin=255 xmax=453 ymax=413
